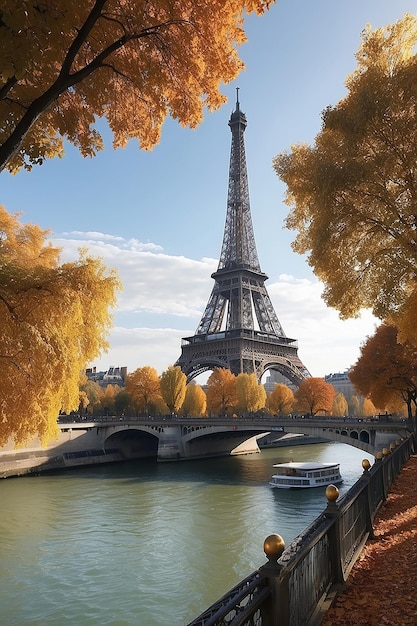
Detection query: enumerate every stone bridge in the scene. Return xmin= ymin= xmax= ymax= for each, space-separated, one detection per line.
xmin=59 ymin=415 xmax=410 ymax=462
xmin=1 ymin=416 xmax=410 ymax=477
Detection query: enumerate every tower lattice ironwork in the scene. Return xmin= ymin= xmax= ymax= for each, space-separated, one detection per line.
xmin=175 ymin=93 xmax=310 ymax=385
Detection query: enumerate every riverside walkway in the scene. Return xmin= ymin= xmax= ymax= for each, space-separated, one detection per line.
xmin=321 ymin=452 xmax=417 ymax=626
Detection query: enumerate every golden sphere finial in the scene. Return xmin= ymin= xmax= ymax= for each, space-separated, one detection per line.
xmin=263 ymin=534 xmax=285 ymax=560
xmin=375 ymin=451 xmax=383 ymax=461
xmin=326 ymin=484 xmax=339 ymax=501
xmin=382 ymin=447 xmax=390 ymax=456
xmin=362 ymin=459 xmax=371 ymax=471
xmin=390 ymin=442 xmax=396 ymax=451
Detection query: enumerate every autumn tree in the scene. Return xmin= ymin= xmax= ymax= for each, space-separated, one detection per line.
xmin=294 ymin=378 xmax=335 ymax=417
xmin=113 ymin=389 xmax=131 ymax=417
xmin=235 ymin=373 xmax=266 ymax=415
xmin=332 ymin=392 xmax=348 ymax=417
xmin=206 ymin=368 xmax=237 ymax=416
xmin=362 ymin=398 xmax=377 ymax=418
xmin=0 ymin=0 xmax=273 ymax=173
xmin=181 ymin=383 xmax=207 ymax=417
xmin=78 ymin=390 xmax=90 ymax=415
xmin=273 ymin=15 xmax=417 ymax=345
xmin=0 ymin=207 xmax=120 ymax=446
xmin=125 ymin=366 xmax=162 ymax=415
xmin=98 ymin=384 xmax=120 ymax=415
xmin=79 ymin=378 xmax=103 ymax=415
xmin=350 ymin=323 xmax=417 ymax=429
xmin=348 ymin=395 xmax=361 ymax=418
xmin=160 ymin=365 xmax=186 ymax=415
xmin=267 ymin=383 xmax=294 ymax=416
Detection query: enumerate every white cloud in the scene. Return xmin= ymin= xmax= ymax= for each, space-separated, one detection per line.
xmin=93 ymin=326 xmax=187 ymax=374
xmin=54 ymin=232 xmax=379 ymax=378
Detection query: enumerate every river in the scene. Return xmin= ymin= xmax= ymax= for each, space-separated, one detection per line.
xmin=0 ymin=441 xmax=373 ymax=625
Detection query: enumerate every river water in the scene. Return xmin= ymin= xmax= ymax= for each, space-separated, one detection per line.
xmin=0 ymin=442 xmax=373 ymax=626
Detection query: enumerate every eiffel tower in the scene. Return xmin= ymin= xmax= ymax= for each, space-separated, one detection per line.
xmin=176 ymin=92 xmax=310 ymax=385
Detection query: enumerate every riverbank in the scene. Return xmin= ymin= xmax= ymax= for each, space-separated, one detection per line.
xmin=322 ymin=453 xmax=417 ymax=625
xmin=0 ymin=424 xmax=125 ymax=478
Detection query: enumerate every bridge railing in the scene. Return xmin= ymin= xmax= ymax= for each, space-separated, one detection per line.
xmin=187 ymin=434 xmax=416 ymax=626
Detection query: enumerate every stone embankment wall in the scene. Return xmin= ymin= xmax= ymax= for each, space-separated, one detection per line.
xmin=0 ymin=424 xmax=123 ymax=478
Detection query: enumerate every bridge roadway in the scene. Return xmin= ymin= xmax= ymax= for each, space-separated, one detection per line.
xmin=61 ymin=415 xmax=410 ymax=462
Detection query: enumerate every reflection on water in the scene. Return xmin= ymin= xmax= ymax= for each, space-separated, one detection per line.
xmin=0 ymin=442 xmax=373 ymax=625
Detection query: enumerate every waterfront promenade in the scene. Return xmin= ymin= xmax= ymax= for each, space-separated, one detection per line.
xmin=322 ymin=453 xmax=417 ymax=625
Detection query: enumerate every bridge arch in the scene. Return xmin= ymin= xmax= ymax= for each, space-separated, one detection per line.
xmin=103 ymin=426 xmax=161 ymax=460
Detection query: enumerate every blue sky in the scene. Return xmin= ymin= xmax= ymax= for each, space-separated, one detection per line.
xmin=1 ymin=1 xmax=415 ymax=381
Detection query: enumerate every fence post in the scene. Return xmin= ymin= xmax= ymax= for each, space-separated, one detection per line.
xmin=323 ymin=485 xmax=345 ymax=587
xmin=258 ymin=534 xmax=288 ymax=626
xmin=361 ymin=458 xmax=375 ymax=539
xmin=375 ymin=451 xmax=388 ymax=501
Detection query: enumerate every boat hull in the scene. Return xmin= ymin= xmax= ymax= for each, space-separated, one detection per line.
xmin=269 ymin=477 xmax=343 ymax=489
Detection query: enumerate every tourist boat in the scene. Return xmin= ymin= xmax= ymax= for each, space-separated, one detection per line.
xmin=269 ymin=461 xmax=342 ymax=489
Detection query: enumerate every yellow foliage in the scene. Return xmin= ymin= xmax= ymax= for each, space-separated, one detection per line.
xmin=236 ymin=373 xmax=266 ymax=414
xmin=125 ymin=366 xmax=162 ymax=414
xmin=273 ymin=14 xmax=417 ymax=337
xmin=267 ymin=383 xmax=294 ymax=415
xmin=0 ymin=206 xmax=121 ymax=446
xmin=99 ymin=384 xmax=121 ymax=414
xmin=160 ymin=365 xmax=186 ymax=414
xmin=0 ymin=0 xmax=274 ymax=173
xmin=362 ymin=398 xmax=377 ymax=417
xmin=348 ymin=394 xmax=361 ymax=417
xmin=181 ymin=382 xmax=206 ymax=417
xmin=332 ymin=392 xmax=348 ymax=417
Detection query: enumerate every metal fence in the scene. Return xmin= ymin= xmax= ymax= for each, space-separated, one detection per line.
xmin=187 ymin=434 xmax=416 ymax=626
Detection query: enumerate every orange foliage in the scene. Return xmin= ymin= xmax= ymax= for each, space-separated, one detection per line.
xmin=294 ymin=377 xmax=335 ymax=416
xmin=322 ymin=456 xmax=417 ymax=625
xmin=206 ymin=368 xmax=237 ymax=416
xmin=0 ymin=0 xmax=274 ymax=172
xmin=350 ymin=323 xmax=417 ymax=425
